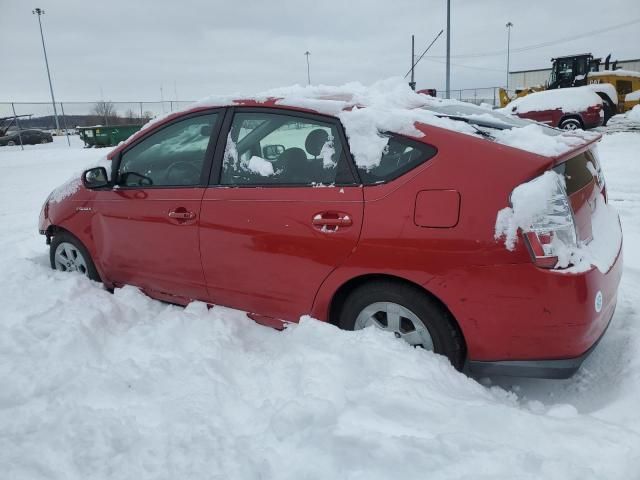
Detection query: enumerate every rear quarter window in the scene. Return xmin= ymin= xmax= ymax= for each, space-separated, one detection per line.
xmin=553 ymin=149 xmax=597 ymax=194
xmin=357 ymin=135 xmax=437 ymax=185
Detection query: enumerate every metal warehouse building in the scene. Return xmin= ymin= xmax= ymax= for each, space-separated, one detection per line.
xmin=509 ymin=58 xmax=640 ymax=89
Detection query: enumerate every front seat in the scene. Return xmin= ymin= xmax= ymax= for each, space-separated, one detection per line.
xmin=277 ymin=147 xmax=309 ymax=184
xmin=305 ymin=128 xmax=329 ymax=159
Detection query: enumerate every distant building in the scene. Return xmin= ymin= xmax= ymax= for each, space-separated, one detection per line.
xmin=508 ymin=58 xmax=640 ymax=90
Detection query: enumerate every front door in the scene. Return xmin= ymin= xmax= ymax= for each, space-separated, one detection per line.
xmin=200 ymin=108 xmax=363 ymax=321
xmin=92 ymin=111 xmax=223 ymax=301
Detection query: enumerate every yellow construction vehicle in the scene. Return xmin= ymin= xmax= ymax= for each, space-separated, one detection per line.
xmin=499 ymin=53 xmax=640 ymax=124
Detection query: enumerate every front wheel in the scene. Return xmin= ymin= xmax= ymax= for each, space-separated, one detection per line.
xmin=50 ymin=231 xmax=101 ymax=282
xmin=338 ymin=281 xmax=465 ymax=370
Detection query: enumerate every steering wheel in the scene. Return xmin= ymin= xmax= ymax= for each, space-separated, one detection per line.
xmin=164 ymin=161 xmax=201 ymax=186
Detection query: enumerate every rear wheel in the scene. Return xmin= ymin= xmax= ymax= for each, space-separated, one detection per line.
xmin=559 ymin=118 xmax=582 ymax=130
xmin=338 ymin=280 xmax=465 ymax=370
xmin=7 ymin=140 xmax=16 ymax=146
xmin=50 ymin=231 xmax=101 ymax=282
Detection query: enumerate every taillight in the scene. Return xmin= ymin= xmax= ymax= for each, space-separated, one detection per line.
xmin=517 ymin=172 xmax=578 ymax=269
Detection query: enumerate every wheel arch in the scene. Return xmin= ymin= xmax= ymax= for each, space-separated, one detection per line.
xmin=326 ymin=273 xmax=467 ymax=356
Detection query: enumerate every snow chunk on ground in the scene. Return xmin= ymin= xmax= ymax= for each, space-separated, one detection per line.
xmin=247 ymin=156 xmax=274 ymax=176
xmin=504 ymin=87 xmax=603 ymax=114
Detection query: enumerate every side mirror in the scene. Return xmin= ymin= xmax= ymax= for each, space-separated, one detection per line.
xmin=82 ymin=166 xmax=109 ymax=189
xmin=263 ymin=144 xmax=285 ymax=160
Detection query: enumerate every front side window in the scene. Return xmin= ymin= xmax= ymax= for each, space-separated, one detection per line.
xmin=221 ymin=112 xmax=350 ymax=185
xmin=357 ymin=135 xmax=437 ymax=185
xmin=118 ymin=113 xmax=218 ymax=187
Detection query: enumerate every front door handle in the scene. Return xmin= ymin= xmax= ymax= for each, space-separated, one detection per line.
xmin=168 ymin=209 xmax=196 ymax=220
xmin=312 ymin=212 xmax=352 ymax=232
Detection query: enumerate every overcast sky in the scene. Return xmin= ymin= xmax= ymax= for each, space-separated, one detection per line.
xmin=1 ymin=0 xmax=639 ymax=102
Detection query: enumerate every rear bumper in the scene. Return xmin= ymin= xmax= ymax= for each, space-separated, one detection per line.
xmin=466 ymin=300 xmax=615 ymax=379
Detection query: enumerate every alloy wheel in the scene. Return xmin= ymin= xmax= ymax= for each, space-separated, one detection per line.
xmin=353 ymin=301 xmax=434 ymax=350
xmin=53 ymin=242 xmax=89 ymax=276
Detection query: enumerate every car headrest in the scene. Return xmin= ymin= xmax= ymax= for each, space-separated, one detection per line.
xmin=278 ymin=147 xmax=308 ymax=182
xmin=305 ymin=129 xmax=329 ymax=157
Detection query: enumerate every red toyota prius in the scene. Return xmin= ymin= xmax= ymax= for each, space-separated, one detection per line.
xmin=39 ymin=97 xmax=623 ymax=378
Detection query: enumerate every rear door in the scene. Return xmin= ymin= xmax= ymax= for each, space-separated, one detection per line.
xmin=200 ymin=108 xmax=364 ymax=321
xmin=92 ymin=110 xmax=224 ymax=301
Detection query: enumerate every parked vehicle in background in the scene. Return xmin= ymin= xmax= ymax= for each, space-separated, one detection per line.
xmin=499 ymin=53 xmax=640 ymax=124
xmin=503 ymin=87 xmax=604 ymax=130
xmin=0 ymin=129 xmax=53 ymax=146
xmin=39 ymin=87 xmax=622 ymax=379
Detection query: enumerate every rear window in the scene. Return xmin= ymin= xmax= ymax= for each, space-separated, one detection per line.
xmin=357 ymin=135 xmax=437 ymax=185
xmin=553 ymin=149 xmax=597 ymax=194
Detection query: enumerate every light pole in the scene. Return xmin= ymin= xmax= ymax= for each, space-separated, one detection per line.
xmin=506 ymin=21 xmax=513 ymax=90
xmin=32 ymin=8 xmax=61 ymax=133
xmin=445 ymin=0 xmax=451 ymax=98
xmin=304 ymin=51 xmax=311 ymax=85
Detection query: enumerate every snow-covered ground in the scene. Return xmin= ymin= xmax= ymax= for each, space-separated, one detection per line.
xmin=1 ymin=134 xmax=640 ymax=479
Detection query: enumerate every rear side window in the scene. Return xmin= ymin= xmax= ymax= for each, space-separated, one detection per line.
xmin=357 ymin=135 xmax=437 ymax=185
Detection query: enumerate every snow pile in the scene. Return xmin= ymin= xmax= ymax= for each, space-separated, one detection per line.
xmin=495 ymin=168 xmax=622 ymax=273
xmin=625 ymin=90 xmax=640 ymax=102
xmin=247 ymin=155 xmax=274 ymax=176
xmin=492 ymin=123 xmax=598 ymax=157
xmin=627 ymin=104 xmax=640 ymax=122
xmin=503 ymin=87 xmax=602 ymax=115
xmin=2 ymin=135 xmax=640 ymax=479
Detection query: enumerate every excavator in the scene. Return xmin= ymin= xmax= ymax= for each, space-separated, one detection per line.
xmin=499 ymin=53 xmax=640 ymax=124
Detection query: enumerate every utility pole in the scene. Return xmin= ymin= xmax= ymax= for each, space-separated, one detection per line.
xmin=304 ymin=51 xmax=311 ymax=85
xmin=506 ymin=22 xmax=513 ymax=90
xmin=445 ymin=0 xmax=451 ymax=98
xmin=409 ymin=35 xmax=416 ymax=90
xmin=33 ymin=8 xmax=61 ymax=133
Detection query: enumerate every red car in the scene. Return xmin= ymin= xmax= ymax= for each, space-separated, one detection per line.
xmin=506 ymin=87 xmax=605 ymax=130
xmin=39 ymin=98 xmax=622 ymax=378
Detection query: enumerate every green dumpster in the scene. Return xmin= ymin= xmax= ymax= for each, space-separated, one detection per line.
xmin=78 ymin=124 xmax=143 ymax=148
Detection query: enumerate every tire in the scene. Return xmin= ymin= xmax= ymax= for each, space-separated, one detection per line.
xmin=559 ymin=118 xmax=582 ymax=131
xmin=50 ymin=231 xmax=101 ymax=282
xmin=602 ymin=101 xmax=614 ymax=126
xmin=40 ymin=138 xmax=48 ymax=144
xmin=7 ymin=140 xmax=16 ymax=146
xmin=338 ymin=280 xmax=465 ymax=370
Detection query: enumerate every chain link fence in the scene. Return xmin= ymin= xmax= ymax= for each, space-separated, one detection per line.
xmin=0 ymin=101 xmax=196 ymax=134
xmin=1 ymin=90 xmax=505 ymax=140
xmin=435 ymin=87 xmax=502 ymax=107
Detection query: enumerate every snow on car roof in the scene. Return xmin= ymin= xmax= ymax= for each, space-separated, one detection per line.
xmin=135 ymin=78 xmax=599 ymax=169
xmin=501 ymin=86 xmax=603 ymax=115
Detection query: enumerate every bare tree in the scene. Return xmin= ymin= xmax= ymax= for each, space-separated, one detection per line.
xmin=124 ymin=108 xmax=137 ymax=122
xmin=92 ymin=100 xmax=117 ymax=125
